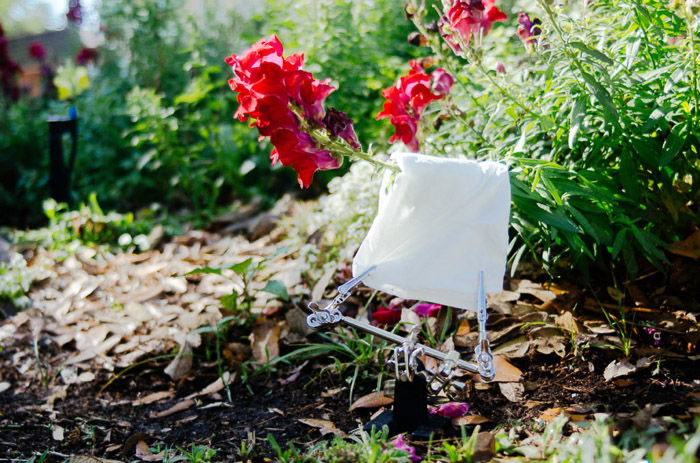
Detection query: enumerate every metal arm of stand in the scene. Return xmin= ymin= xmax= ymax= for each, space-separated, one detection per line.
xmin=304 ymin=266 xmax=495 ymax=381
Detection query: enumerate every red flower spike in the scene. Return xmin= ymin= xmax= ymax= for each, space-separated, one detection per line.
xmin=225 ymin=34 xmax=345 ymax=188
xmin=377 ymin=61 xmax=452 ymax=151
xmin=444 ymin=0 xmax=506 ymax=46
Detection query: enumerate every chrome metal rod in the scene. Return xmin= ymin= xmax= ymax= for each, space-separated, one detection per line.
xmin=338 ymin=314 xmax=480 ymax=375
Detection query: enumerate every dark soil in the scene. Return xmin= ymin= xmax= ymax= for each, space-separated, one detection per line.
xmin=1 ymin=340 xmax=697 ymax=461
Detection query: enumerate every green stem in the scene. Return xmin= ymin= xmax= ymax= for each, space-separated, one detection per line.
xmin=350 ymin=151 xmax=400 ymax=173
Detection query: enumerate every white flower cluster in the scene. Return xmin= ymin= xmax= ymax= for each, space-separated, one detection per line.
xmin=292 ymin=161 xmax=383 ymax=283
xmin=0 ymin=252 xmax=55 ymax=308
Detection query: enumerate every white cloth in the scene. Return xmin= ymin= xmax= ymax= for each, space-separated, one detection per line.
xmin=352 ymin=152 xmax=510 ymax=310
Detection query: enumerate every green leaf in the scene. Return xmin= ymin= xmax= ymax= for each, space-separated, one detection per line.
xmin=261 ymin=280 xmax=289 ymax=301
xmin=516 ymin=201 xmax=581 ymax=234
xmin=580 ymin=71 xmax=620 ymax=124
xmin=186 ymin=258 xmax=254 ymax=276
xmin=611 ymin=229 xmax=627 ymax=259
xmin=630 ymin=226 xmax=668 ymax=264
xmin=230 ymin=258 xmax=255 ymax=276
xmin=187 ymin=266 xmax=223 ymax=276
xmin=568 ymin=97 xmax=586 ymax=149
xmin=660 ymin=123 xmax=687 ymax=166
xmin=220 ymin=291 xmax=239 ymax=311
xmin=570 ymin=41 xmax=614 ymax=65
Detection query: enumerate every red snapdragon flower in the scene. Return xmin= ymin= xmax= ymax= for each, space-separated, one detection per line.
xmin=28 ymin=42 xmax=46 ymax=61
xmin=517 ymin=12 xmax=542 ymax=52
xmin=75 ymin=47 xmax=98 ymax=65
xmin=443 ymin=0 xmax=506 ymax=47
xmin=377 ymin=61 xmax=453 ymax=151
xmin=225 ymin=35 xmax=357 ymax=187
xmin=372 ymin=306 xmax=402 ymax=325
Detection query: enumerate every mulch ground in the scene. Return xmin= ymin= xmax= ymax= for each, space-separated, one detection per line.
xmin=1 ymin=334 xmax=697 ymax=460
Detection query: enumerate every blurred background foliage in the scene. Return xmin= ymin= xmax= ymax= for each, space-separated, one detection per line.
xmin=1 ymin=0 xmax=411 ymax=226
xmin=1 ymin=0 xmax=698 ymax=283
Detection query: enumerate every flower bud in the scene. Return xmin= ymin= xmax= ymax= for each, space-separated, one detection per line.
xmin=408 ymin=32 xmax=428 ymax=47
xmin=405 ymin=1 xmax=417 ymax=18
xmin=419 ymin=56 xmax=435 ymax=69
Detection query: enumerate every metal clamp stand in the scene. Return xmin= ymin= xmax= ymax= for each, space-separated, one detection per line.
xmin=305 ymin=268 xmax=495 ymax=438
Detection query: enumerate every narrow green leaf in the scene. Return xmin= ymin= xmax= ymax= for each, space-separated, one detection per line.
xmin=187 ymin=266 xmax=223 ymax=276
xmin=570 ymin=41 xmax=614 ymax=65
xmin=568 ymin=206 xmax=602 ymax=244
xmin=611 ymin=229 xmax=627 ymax=259
xmin=624 ymin=37 xmax=642 ymax=68
xmin=568 ymin=97 xmax=586 ymax=149
xmin=660 ymin=123 xmax=687 ymax=166
xmin=580 ymin=71 xmax=620 ymax=124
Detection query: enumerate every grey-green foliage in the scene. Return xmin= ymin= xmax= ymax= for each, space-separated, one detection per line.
xmin=419 ymin=0 xmax=699 ymax=277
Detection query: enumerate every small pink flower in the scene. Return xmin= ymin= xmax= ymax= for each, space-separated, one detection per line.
xmin=413 ymin=303 xmax=442 ymax=318
xmin=496 ymin=62 xmax=506 ymax=73
xmin=389 ymin=434 xmax=421 ymax=462
xmin=429 ymin=402 xmax=470 ymax=418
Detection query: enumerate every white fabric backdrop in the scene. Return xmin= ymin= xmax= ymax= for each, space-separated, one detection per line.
xmin=352 ymin=152 xmax=511 ymax=310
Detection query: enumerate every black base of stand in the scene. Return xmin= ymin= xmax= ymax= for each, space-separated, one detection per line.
xmin=363 ymin=376 xmax=451 ymax=440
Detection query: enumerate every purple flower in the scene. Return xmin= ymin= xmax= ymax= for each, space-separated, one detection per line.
xmin=517 ymin=12 xmax=542 ymax=52
xmin=429 ymin=402 xmax=470 ymax=418
xmin=323 ymin=108 xmax=361 ymax=149
xmin=430 ymin=68 xmax=454 ymax=97
xmin=67 ymin=0 xmax=82 ymax=24
xmin=389 ymin=434 xmax=421 ymax=462
xmin=413 ymin=303 xmax=442 ymax=318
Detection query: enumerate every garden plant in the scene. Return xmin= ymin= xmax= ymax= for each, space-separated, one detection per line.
xmin=0 ymin=0 xmax=698 ymax=461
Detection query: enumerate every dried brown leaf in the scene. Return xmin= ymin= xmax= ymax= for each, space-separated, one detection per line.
xmin=69 ymin=457 xmax=124 ymax=463
xmin=349 ymin=391 xmax=394 ymax=411
xmin=473 ymin=356 xmax=522 ymax=383
xmin=132 ymin=391 xmax=174 ymax=406
xmin=149 ymin=399 xmax=194 ymax=419
xmin=164 ymin=341 xmax=193 ymax=380
xmin=511 ymin=280 xmax=557 ymax=303
xmin=250 ymin=320 xmax=282 ymax=363
xmin=498 ymin=382 xmax=525 ymax=402
xmin=298 ymin=418 xmax=346 ymax=437
xmin=52 ymin=425 xmax=65 ymax=441
xmin=452 ymin=415 xmax=491 ymax=426
xmin=603 ymin=357 xmax=651 ymax=381
xmin=669 ymin=231 xmax=700 ymax=259
xmin=474 ymin=432 xmax=496 ymax=462
xmin=135 ymin=440 xmax=164 ymax=461
xmin=539 ymin=407 xmax=566 ymax=422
